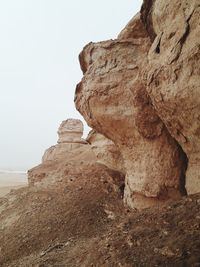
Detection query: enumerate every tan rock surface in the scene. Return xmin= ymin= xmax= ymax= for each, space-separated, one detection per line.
xmin=29 ymin=145 xmax=96 ymax=186
xmin=29 ymin=118 xmax=93 ymax=185
xmin=143 ymin=0 xmax=200 ymax=194
xmin=87 ymin=130 xmax=125 ymax=174
xmin=1 ymin=2 xmax=200 ymax=266
xmin=75 ymin=17 xmax=187 ymax=209
xmin=42 ymin=119 xmax=88 ymax=162
xmin=57 ymin=119 xmax=86 ymax=144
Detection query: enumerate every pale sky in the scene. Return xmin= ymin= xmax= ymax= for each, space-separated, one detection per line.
xmin=0 ymin=0 xmax=142 ymax=171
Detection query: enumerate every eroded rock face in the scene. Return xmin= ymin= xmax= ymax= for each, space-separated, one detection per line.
xmin=75 ymin=15 xmax=187 ymax=209
xmin=143 ymin=0 xmax=200 ymax=193
xmin=87 ymin=130 xmax=125 ymax=174
xmin=42 ymin=143 xmax=86 ymax=162
xmin=57 ymin=119 xmax=86 ymax=144
xmin=42 ymin=119 xmax=88 ymax=162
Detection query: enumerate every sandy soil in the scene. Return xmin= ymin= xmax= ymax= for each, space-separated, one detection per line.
xmin=0 ymin=173 xmax=27 ymax=197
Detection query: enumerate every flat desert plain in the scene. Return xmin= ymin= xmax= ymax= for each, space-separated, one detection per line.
xmin=0 ymin=172 xmax=27 ymax=197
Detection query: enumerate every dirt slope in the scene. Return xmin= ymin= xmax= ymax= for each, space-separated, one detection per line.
xmin=0 ymin=156 xmax=199 ymax=267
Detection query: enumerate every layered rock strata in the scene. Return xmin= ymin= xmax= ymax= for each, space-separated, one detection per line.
xmin=42 ymin=119 xmax=88 ymax=162
xmin=57 ymin=119 xmax=87 ymax=144
xmin=75 ymin=15 xmax=188 ymax=209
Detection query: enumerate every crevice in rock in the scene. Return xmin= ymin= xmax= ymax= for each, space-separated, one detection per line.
xmin=177 ymin=142 xmax=188 ymax=196
xmin=106 ymin=168 xmax=126 ymax=199
xmin=141 ymin=0 xmax=156 ymax=42
xmin=119 ymin=182 xmax=125 ymax=199
xmin=168 ymin=9 xmax=194 ymax=64
xmin=155 ymin=37 xmax=161 ymax=54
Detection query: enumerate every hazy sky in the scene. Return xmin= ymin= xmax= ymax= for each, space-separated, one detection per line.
xmin=0 ymin=0 xmax=142 ymax=171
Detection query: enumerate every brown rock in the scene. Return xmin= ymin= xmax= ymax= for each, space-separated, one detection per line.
xmin=144 ymin=0 xmax=200 ymax=194
xmin=57 ymin=119 xmax=87 ymax=144
xmin=42 ymin=119 xmax=88 ymax=162
xmin=29 ymin=118 xmax=96 ymax=185
xmin=2 ymin=2 xmax=200 ymax=266
xmin=28 ymin=145 xmax=97 ymax=186
xmin=87 ymin=130 xmax=125 ymax=174
xmin=42 ymin=143 xmax=86 ymax=162
xmin=75 ymin=16 xmax=187 ymax=209
xmin=118 ymin=13 xmax=148 ymax=40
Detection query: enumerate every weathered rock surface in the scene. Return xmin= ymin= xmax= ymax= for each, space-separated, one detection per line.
xmin=1 ymin=1 xmax=200 ymax=266
xmin=29 ymin=144 xmax=96 ymax=186
xmin=143 ymin=0 xmax=200 ymax=194
xmin=75 ymin=14 xmax=187 ymax=209
xmin=42 ymin=119 xmax=88 ymax=162
xmin=28 ymin=118 xmax=94 ymax=186
xmin=57 ymin=119 xmax=86 ymax=144
xmin=87 ymin=130 xmax=125 ymax=174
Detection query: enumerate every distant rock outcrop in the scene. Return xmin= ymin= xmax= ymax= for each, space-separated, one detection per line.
xmin=57 ymin=119 xmax=87 ymax=144
xmin=42 ymin=119 xmax=88 ymax=162
xmin=28 ymin=119 xmax=97 ymax=186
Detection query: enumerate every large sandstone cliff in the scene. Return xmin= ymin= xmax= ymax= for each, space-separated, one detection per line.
xmin=75 ymin=0 xmax=200 ymax=208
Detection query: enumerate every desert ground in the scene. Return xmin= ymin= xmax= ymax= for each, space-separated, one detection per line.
xmin=0 ymin=173 xmax=27 ymax=197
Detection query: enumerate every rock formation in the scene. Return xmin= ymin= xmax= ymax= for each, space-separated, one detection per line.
xmin=1 ymin=1 xmax=200 ymax=266
xmin=75 ymin=10 xmax=189 ymax=209
xmin=42 ymin=119 xmax=88 ymax=162
xmin=142 ymin=0 xmax=200 ymax=194
xmin=57 ymin=119 xmax=86 ymax=144
xmin=87 ymin=130 xmax=125 ymax=174
xmin=28 ymin=118 xmax=96 ymax=186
